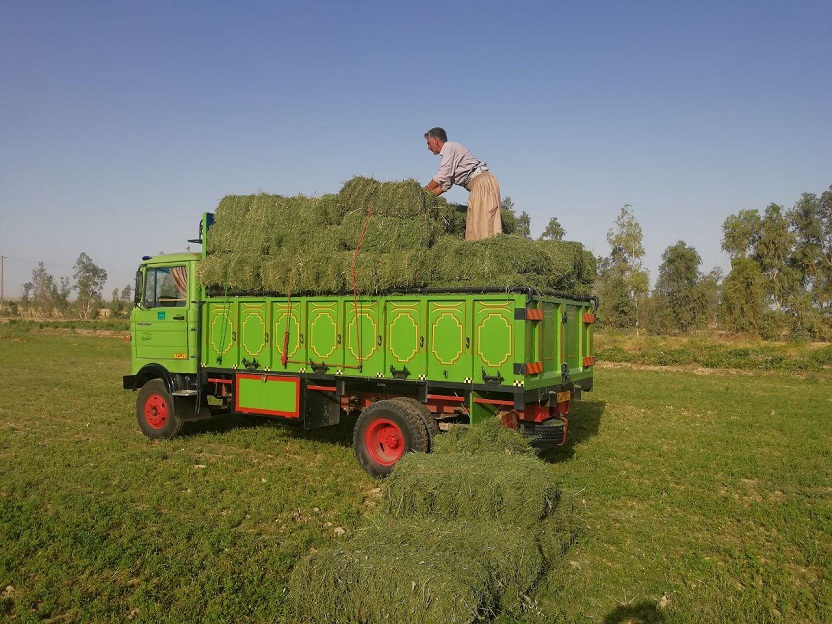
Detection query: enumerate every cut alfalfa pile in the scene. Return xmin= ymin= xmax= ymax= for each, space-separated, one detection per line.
xmin=289 ymin=417 xmax=581 ymax=623
xmin=432 ymin=411 xmax=538 ymax=457
xmin=382 ymin=452 xmax=560 ymax=530
xmin=199 ymin=176 xmax=596 ymax=295
xmin=288 ymin=517 xmax=544 ymax=624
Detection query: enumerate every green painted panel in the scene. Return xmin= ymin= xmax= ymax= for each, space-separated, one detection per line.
xmin=204 ymin=302 xmax=238 ymax=367
xmin=427 ymin=299 xmax=471 ymax=383
xmin=307 ymin=300 xmax=343 ymax=371
xmin=562 ymin=303 xmax=581 ymax=371
xmin=271 ymin=300 xmax=307 ymax=373
xmin=541 ymin=305 xmax=558 ymax=373
xmin=236 ymin=374 xmax=300 ymax=417
xmin=386 ymin=300 xmax=425 ymax=380
xmin=473 ymin=299 xmax=515 ymax=385
xmin=239 ymin=302 xmax=269 ymax=370
xmin=344 ymin=300 xmax=384 ymax=377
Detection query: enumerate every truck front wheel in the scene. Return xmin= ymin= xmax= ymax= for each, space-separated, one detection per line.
xmin=353 ymin=399 xmax=429 ymax=478
xmin=136 ymin=379 xmax=183 ymax=439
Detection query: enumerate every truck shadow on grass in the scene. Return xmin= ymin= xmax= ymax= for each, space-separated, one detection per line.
xmin=185 ymin=410 xmax=359 ymax=448
xmin=185 ymin=401 xmax=604 ymax=456
xmin=538 ymin=398 xmax=605 ymax=463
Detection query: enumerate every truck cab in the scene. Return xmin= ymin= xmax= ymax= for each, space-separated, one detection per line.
xmin=123 ymin=253 xmax=204 ymax=435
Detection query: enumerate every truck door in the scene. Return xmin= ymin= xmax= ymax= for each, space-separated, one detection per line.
xmin=133 ymin=264 xmax=193 ymax=369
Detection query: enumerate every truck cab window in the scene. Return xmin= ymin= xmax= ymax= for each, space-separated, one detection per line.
xmin=143 ymin=266 xmax=188 ymax=308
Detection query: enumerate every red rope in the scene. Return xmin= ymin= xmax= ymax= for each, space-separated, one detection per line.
xmin=281 ymin=277 xmax=293 ymax=367
xmin=351 ymin=206 xmax=374 ymax=370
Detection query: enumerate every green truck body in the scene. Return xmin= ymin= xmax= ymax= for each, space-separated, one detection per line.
xmin=124 ymin=215 xmax=597 ymax=475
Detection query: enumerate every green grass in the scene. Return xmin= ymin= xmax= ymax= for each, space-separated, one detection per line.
xmin=1 ymin=327 xmax=830 ymax=623
xmin=596 ymin=331 xmax=832 ymax=372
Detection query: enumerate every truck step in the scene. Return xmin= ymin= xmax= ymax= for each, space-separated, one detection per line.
xmin=172 ymin=390 xmax=198 ymax=396
xmin=522 ymin=419 xmax=566 ymax=450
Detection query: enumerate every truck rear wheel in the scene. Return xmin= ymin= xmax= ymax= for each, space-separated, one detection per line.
xmin=390 ymin=397 xmax=439 ymax=451
xmin=137 ymin=379 xmax=183 ymax=439
xmin=353 ymin=399 xmax=429 ymax=478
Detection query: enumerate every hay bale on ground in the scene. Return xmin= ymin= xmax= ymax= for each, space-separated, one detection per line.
xmin=382 ymin=452 xmax=560 ymax=530
xmin=288 ymin=517 xmax=543 ymax=624
xmin=433 ymin=414 xmax=536 ymax=456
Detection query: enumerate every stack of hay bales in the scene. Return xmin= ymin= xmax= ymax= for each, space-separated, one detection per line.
xmin=288 ymin=418 xmax=579 ymax=623
xmin=198 ymin=177 xmax=596 ymax=296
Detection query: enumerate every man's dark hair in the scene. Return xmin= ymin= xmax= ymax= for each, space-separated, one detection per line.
xmin=424 ymin=127 xmax=448 ymax=142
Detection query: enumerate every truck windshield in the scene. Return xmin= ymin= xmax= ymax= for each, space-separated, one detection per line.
xmin=143 ymin=266 xmax=188 ymax=308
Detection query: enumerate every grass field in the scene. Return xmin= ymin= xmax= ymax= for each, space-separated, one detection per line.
xmin=1 ymin=326 xmax=830 ymax=623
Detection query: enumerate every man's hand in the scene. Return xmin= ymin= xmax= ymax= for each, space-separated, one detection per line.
xmin=424 ymin=180 xmax=443 ymax=196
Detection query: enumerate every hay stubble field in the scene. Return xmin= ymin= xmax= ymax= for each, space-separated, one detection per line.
xmin=0 ymin=325 xmax=829 ymax=623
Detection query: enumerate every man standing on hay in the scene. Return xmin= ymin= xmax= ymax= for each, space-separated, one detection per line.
xmin=423 ymin=127 xmax=502 ymax=241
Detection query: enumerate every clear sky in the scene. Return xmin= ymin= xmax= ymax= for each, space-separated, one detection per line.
xmin=1 ymin=0 xmax=830 ymax=299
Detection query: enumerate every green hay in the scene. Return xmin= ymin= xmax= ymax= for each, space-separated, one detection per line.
xmin=338 ymin=211 xmax=441 ymax=252
xmin=197 ymin=252 xmax=262 ymax=293
xmin=536 ymin=494 xmax=581 ymax=565
xmin=430 ymin=235 xmax=592 ymax=292
xmin=433 ymin=415 xmax=536 ymax=457
xmin=200 ymin=177 xmax=597 ymax=295
xmin=382 ymin=452 xmax=560 ymax=530
xmin=288 ymin=518 xmax=543 ymax=624
xmin=337 ymin=176 xmax=441 ymax=219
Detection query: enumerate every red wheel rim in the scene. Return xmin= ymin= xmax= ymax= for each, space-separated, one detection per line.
xmin=144 ymin=394 xmax=169 ymax=429
xmin=364 ymin=418 xmax=405 ymax=466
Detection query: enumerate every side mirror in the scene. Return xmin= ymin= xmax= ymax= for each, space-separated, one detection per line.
xmin=133 ymin=270 xmax=143 ymax=308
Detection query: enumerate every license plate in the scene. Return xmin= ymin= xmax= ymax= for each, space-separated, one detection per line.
xmin=556 ymin=391 xmax=571 ymax=403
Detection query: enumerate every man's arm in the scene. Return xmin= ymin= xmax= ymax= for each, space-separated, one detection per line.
xmin=424 ymin=179 xmax=444 ymax=196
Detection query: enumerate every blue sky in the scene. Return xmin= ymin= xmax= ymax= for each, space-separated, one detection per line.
xmin=1 ymin=0 xmax=830 ymax=299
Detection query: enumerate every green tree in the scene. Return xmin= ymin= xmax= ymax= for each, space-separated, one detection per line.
xmin=539 ymin=217 xmax=565 ymax=241
xmin=754 ymin=204 xmax=794 ymax=311
xmin=721 ymin=257 xmax=767 ymax=335
xmin=73 ymin=253 xmax=108 ymax=320
xmin=499 ymin=197 xmax=531 ymax=238
xmin=21 ymin=262 xmax=70 ymax=317
xmin=651 ymin=241 xmax=707 ymax=333
xmin=597 ymin=205 xmax=649 ymax=331
xmin=721 ymin=209 xmax=761 ymax=259
xmin=108 ymin=284 xmax=134 ymax=318
xmin=698 ymin=267 xmax=723 ymax=329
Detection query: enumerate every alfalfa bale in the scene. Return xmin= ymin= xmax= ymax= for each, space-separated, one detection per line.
xmin=338 ymin=176 xmax=440 ymax=219
xmin=197 ymin=252 xmax=262 ymax=292
xmin=288 ymin=517 xmax=544 ymax=624
xmin=382 ymin=452 xmax=560 ymax=530
xmin=261 ymin=248 xmax=348 ymax=295
xmin=338 ymin=211 xmax=441 ymax=252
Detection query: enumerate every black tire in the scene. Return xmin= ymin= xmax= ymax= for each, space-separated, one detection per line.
xmin=390 ymin=397 xmax=440 ymax=452
xmin=136 ymin=379 xmax=183 ymax=439
xmin=353 ymin=399 xmax=429 ymax=478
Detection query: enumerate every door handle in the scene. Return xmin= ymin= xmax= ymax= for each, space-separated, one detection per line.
xmin=173 ymin=315 xmax=185 ymax=320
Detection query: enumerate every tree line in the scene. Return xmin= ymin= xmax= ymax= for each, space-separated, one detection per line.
xmin=592 ymin=184 xmax=832 ymax=340
xmin=8 ymin=253 xmax=132 ymax=319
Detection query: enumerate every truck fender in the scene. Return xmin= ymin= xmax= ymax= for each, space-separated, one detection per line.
xmin=130 ymin=364 xmax=174 ymax=393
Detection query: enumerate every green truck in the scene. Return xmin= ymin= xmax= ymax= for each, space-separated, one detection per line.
xmin=123 ymin=214 xmax=597 ymax=476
